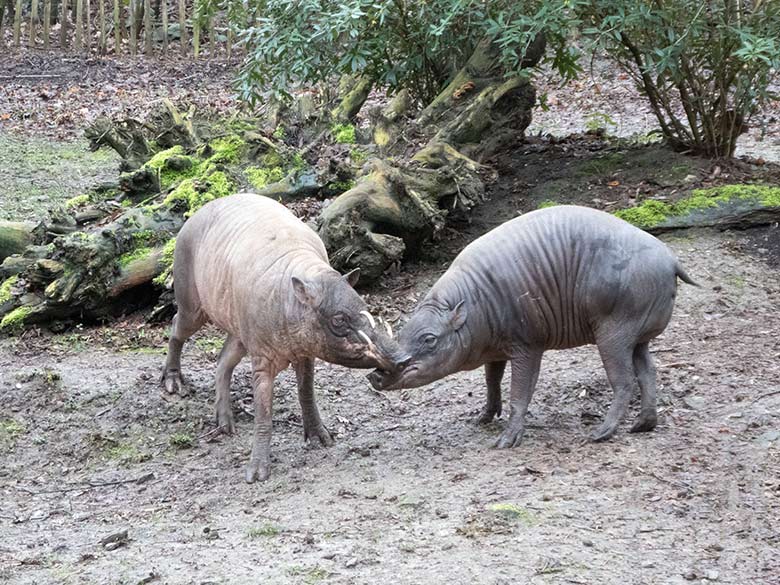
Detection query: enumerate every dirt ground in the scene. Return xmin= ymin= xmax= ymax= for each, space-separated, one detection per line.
xmin=2 ymin=56 xmax=780 ymax=585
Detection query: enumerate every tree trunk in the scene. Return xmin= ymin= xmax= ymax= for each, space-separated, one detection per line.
xmin=317 ymin=35 xmax=544 ymax=282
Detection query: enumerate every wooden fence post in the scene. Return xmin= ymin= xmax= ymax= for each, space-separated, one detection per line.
xmin=60 ymin=0 xmax=68 ymax=48
xmin=43 ymin=0 xmax=51 ymax=48
xmin=192 ymin=0 xmax=199 ymax=59
xmin=226 ymin=26 xmax=232 ymax=60
xmin=85 ymin=0 xmax=90 ymax=50
xmin=74 ymin=0 xmax=83 ymax=50
xmin=113 ymin=0 xmax=120 ymax=53
xmin=208 ymin=13 xmax=214 ymax=57
xmin=161 ymin=0 xmax=167 ymax=53
xmin=13 ymin=0 xmax=22 ymax=47
xmin=99 ymin=0 xmax=105 ymax=53
xmin=143 ymin=0 xmax=151 ymax=54
xmin=29 ymin=0 xmax=39 ymax=47
xmin=0 ymin=2 xmax=6 ymax=49
xmin=178 ymin=0 xmax=186 ymax=55
xmin=129 ymin=0 xmax=136 ymax=55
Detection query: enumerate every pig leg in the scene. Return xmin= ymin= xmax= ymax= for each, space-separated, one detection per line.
xmin=246 ymin=357 xmax=278 ymax=483
xmin=162 ymin=310 xmax=205 ymax=395
xmin=494 ymin=349 xmax=543 ymax=449
xmin=590 ymin=340 xmax=639 ymax=442
xmin=214 ymin=334 xmax=246 ymax=435
xmin=475 ymin=360 xmax=506 ymax=424
xmin=630 ymin=342 xmax=658 ymax=433
xmin=294 ymin=358 xmax=334 ymax=447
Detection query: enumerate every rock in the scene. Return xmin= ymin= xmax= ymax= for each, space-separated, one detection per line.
xmin=100 ymin=529 xmax=129 ymax=551
xmin=705 ymin=570 xmax=720 ymax=581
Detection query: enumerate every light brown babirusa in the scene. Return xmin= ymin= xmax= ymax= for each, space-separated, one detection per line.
xmin=162 ymin=193 xmax=398 ymax=482
xmin=369 ymin=205 xmax=697 ymax=447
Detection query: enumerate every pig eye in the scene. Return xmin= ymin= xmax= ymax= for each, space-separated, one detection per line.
xmin=331 ymin=314 xmax=347 ymax=329
xmin=421 ymin=334 xmax=438 ymax=349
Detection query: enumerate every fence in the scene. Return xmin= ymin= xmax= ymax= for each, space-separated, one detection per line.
xmin=0 ymin=0 xmax=239 ymax=58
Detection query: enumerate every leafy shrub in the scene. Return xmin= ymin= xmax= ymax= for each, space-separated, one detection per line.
xmin=581 ymin=0 xmax=780 ymax=157
xmin=235 ymin=0 xmax=579 ymax=104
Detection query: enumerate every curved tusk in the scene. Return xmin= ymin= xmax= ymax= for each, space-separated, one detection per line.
xmin=357 ymin=330 xmax=375 ymax=349
xmin=360 ymin=310 xmax=376 ymax=329
xmin=384 ymin=320 xmax=393 ymax=338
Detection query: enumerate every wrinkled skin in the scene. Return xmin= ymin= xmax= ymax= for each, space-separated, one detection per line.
xmin=369 ymin=205 xmax=696 ymax=448
xmin=162 ymin=193 xmax=397 ymax=483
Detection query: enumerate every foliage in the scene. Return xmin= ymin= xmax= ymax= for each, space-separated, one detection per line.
xmin=234 ymin=0 xmax=581 ymax=104
xmin=584 ymin=112 xmax=617 ymax=134
xmin=581 ymin=0 xmax=780 ymax=157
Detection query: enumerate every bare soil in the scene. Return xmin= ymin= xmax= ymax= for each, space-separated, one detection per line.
xmin=1 ymin=53 xmax=780 ymax=585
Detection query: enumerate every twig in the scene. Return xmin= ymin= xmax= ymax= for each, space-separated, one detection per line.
xmin=751 ymin=390 xmax=780 ymax=404
xmin=657 ymin=362 xmax=693 ymax=369
xmin=21 ymin=474 xmax=155 ymax=495
xmin=628 ymin=465 xmax=695 ymax=495
xmin=0 ymin=74 xmax=63 ymax=79
xmin=365 ymin=424 xmax=411 ymax=433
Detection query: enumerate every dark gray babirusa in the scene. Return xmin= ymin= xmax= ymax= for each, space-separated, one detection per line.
xmin=162 ymin=193 xmax=397 ymax=483
xmin=368 ymin=205 xmax=697 ymax=447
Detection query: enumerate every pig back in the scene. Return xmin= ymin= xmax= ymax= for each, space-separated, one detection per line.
xmin=178 ymin=193 xmax=330 ymax=346
xmin=445 ymin=205 xmax=679 ymax=349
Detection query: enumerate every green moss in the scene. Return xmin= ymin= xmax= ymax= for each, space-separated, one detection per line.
xmin=132 ymin=230 xmax=157 ymax=246
xmin=143 ymin=145 xmax=200 ymax=189
xmin=290 ymin=152 xmax=306 ymax=170
xmin=0 ymin=275 xmax=19 ymax=304
xmin=170 ymin=433 xmax=194 ymax=449
xmin=247 ymin=524 xmax=280 ymax=538
xmin=246 ymin=166 xmax=286 ymax=189
xmin=537 ymin=200 xmax=559 ymax=209
xmin=195 ymin=335 xmax=223 ymax=353
xmin=0 ymin=418 xmax=25 ymax=450
xmin=350 ymin=147 xmax=368 ymax=163
xmin=118 ymin=247 xmax=154 ymax=269
xmin=65 ymin=194 xmax=90 ymax=209
xmin=331 ymin=179 xmax=356 ymax=193
xmin=261 ymin=150 xmax=284 ymax=168
xmin=153 ymin=238 xmax=177 ymax=287
xmin=163 ymin=171 xmax=237 ymax=215
xmin=332 ymin=123 xmax=357 ymax=144
xmin=106 ymin=443 xmax=148 ymax=464
xmin=0 ymin=418 xmax=25 ymax=437
xmin=488 ymin=503 xmax=535 ymax=525
xmin=208 ymin=135 xmax=245 ymax=165
xmin=616 ymin=183 xmax=780 ymax=229
xmin=614 ymin=200 xmax=671 ymax=229
xmin=0 ymin=305 xmax=34 ymax=331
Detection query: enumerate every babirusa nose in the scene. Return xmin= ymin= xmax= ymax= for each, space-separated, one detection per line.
xmin=396 ymin=356 xmax=412 ymax=369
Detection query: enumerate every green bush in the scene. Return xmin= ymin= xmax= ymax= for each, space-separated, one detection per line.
xmin=581 ymin=0 xmax=780 ymax=157
xmin=235 ymin=0 xmax=579 ymax=104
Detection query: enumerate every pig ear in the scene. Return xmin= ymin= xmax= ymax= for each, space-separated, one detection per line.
xmin=450 ymin=300 xmax=467 ymax=331
xmin=342 ymin=267 xmax=360 ymax=287
xmin=292 ymin=277 xmax=319 ymax=307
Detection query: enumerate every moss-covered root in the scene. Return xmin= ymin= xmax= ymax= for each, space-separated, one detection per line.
xmin=331 ymin=76 xmax=373 ymax=123
xmin=616 ymin=184 xmax=780 ymax=231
